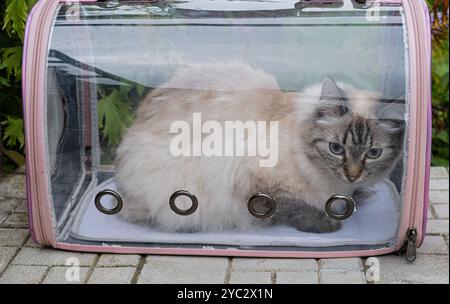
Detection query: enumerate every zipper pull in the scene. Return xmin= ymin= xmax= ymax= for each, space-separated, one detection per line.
xmin=405 ymin=228 xmax=417 ymax=263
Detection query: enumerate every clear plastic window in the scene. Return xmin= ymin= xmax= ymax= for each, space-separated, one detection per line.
xmin=46 ymin=0 xmax=408 ymax=250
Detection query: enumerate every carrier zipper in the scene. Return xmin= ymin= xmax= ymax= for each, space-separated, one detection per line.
xmin=400 ymin=0 xmax=431 ymax=262
xmin=405 ymin=228 xmax=417 ymax=263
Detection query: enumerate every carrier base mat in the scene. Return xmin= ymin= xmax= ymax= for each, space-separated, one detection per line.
xmin=68 ymin=178 xmax=401 ymax=248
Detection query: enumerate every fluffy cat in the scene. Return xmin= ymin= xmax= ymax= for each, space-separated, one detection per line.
xmin=115 ymin=62 xmax=404 ymax=233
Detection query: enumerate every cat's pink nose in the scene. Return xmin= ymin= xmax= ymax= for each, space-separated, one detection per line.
xmin=345 ymin=164 xmax=361 ymax=182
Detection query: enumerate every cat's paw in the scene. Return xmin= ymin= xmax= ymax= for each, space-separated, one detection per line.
xmin=292 ymin=213 xmax=341 ymax=233
xmin=315 ymin=216 xmax=342 ymax=233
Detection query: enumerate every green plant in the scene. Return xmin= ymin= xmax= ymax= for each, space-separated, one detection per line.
xmin=0 ymin=0 xmax=37 ymax=173
xmin=430 ymin=35 xmax=449 ymax=166
xmin=428 ymin=0 xmax=449 ymax=166
xmin=97 ymin=86 xmax=134 ymax=147
xmin=96 ymin=83 xmax=147 ymax=164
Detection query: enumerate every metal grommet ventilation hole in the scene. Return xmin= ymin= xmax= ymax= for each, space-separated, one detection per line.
xmin=324 ymin=194 xmax=356 ymax=220
xmin=247 ymin=193 xmax=277 ymax=219
xmin=169 ymin=190 xmax=199 ymax=216
xmin=95 ymin=189 xmax=123 ymax=215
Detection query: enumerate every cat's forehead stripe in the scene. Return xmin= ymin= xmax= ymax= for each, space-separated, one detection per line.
xmin=343 ymin=117 xmax=372 ymax=147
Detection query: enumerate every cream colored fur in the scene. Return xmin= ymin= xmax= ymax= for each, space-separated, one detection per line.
xmin=115 ymin=62 xmax=384 ymax=232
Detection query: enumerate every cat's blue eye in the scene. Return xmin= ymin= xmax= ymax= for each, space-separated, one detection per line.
xmin=366 ymin=148 xmax=383 ymax=159
xmin=329 ymin=142 xmax=345 ymax=155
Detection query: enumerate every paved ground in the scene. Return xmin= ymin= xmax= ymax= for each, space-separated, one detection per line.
xmin=0 ymin=167 xmax=448 ymax=284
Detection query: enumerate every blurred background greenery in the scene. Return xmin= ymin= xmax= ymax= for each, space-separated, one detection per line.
xmin=0 ymin=0 xmax=448 ymax=174
xmin=429 ymin=0 xmax=449 ymax=166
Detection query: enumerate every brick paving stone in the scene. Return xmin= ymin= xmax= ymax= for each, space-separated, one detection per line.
xmin=43 ymin=266 xmax=90 ymax=284
xmin=0 ymin=211 xmax=6 ymax=225
xmin=0 ymin=175 xmax=26 ymax=199
xmin=97 ymin=254 xmax=141 ymax=267
xmin=430 ymin=167 xmax=449 ymax=179
xmin=377 ymin=255 xmax=449 ymax=284
xmin=0 ymin=247 xmax=18 ymax=273
xmin=429 ymin=179 xmax=450 ymax=191
xmin=433 ymin=204 xmax=449 ymax=219
xmin=88 ymin=267 xmax=135 ymax=284
xmin=228 ymin=271 xmax=272 ymax=284
xmin=1 ymin=213 xmax=28 ymax=228
xmin=319 ymin=270 xmax=366 ymax=284
xmin=13 ymin=200 xmax=28 ymax=213
xmin=418 ymin=236 xmax=448 ymax=255
xmin=232 ymin=258 xmax=317 ymax=272
xmin=319 ymin=258 xmax=363 ymax=271
xmin=276 ymin=271 xmax=318 ymax=284
xmin=427 ymin=219 xmax=449 ymax=235
xmin=429 ymin=191 xmax=449 ymax=204
xmin=23 ymin=237 xmax=43 ymax=248
xmin=0 ymin=265 xmax=47 ymax=284
xmin=428 ymin=206 xmax=435 ymax=219
xmin=12 ymin=247 xmax=97 ymax=267
xmin=0 ymin=198 xmax=20 ymax=213
xmin=138 ymin=256 xmax=228 ymax=284
xmin=0 ymin=229 xmax=28 ymax=247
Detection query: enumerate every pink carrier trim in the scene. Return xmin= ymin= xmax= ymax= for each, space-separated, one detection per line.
xmin=23 ymin=0 xmax=431 ymax=257
xmin=23 ymin=0 xmax=61 ymax=246
xmin=22 ymin=0 xmax=41 ymax=244
xmin=56 ymin=242 xmax=397 ymax=259
xmin=396 ymin=0 xmax=431 ymax=250
xmin=420 ymin=0 xmax=432 ymax=247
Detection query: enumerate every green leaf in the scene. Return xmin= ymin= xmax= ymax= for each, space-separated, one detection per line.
xmin=119 ymin=85 xmax=133 ymax=95
xmin=135 ymin=84 xmax=146 ymax=97
xmin=1 ymin=46 xmax=23 ymax=78
xmin=0 ymin=145 xmax=25 ymax=166
xmin=97 ymin=89 xmax=133 ymax=146
xmin=0 ymin=76 xmax=10 ymax=87
xmin=435 ymin=131 xmax=449 ymax=144
xmin=2 ymin=0 xmax=28 ymax=41
xmin=0 ymin=31 xmax=21 ymax=49
xmin=431 ymin=155 xmax=449 ymax=167
xmin=26 ymin=0 xmax=38 ymax=8
xmin=1 ymin=116 xmax=24 ymax=149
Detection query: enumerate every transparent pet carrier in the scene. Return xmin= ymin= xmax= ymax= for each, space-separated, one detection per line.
xmin=23 ymin=0 xmax=431 ymax=259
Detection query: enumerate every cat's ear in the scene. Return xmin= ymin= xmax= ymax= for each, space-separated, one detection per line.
xmin=320 ymin=76 xmax=343 ymax=101
xmin=375 ymin=97 xmax=405 ymax=134
xmin=315 ymin=76 xmax=349 ymax=122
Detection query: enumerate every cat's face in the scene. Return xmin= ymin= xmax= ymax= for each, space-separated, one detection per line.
xmin=303 ymin=78 xmax=404 ymax=184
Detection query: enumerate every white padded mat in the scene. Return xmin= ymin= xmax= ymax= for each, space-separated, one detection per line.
xmin=70 ymin=178 xmax=401 ymax=247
